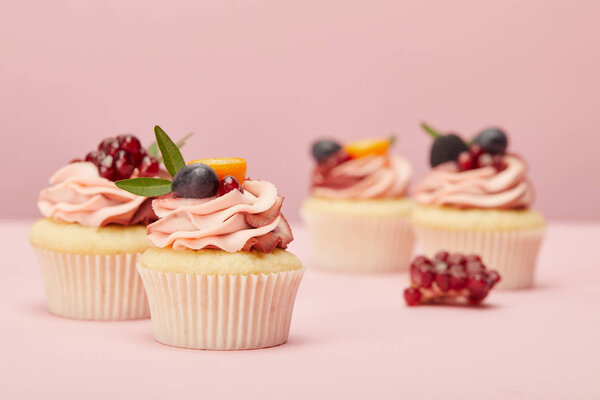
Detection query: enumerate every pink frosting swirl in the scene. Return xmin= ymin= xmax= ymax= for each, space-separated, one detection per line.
xmin=311 ymin=155 xmax=411 ymax=199
xmin=146 ymin=180 xmax=293 ymax=253
xmin=38 ymin=162 xmax=156 ymax=227
xmin=413 ymin=155 xmax=534 ymax=209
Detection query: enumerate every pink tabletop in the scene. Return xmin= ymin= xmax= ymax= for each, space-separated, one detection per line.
xmin=2 ymin=220 xmax=599 ymax=399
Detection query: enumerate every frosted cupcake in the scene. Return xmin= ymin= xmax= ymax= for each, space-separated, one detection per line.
xmin=117 ymin=126 xmax=304 ymax=350
xmin=301 ymin=137 xmax=414 ymax=273
xmin=29 ymin=133 xmax=165 ymax=319
xmin=412 ymin=123 xmax=546 ymax=289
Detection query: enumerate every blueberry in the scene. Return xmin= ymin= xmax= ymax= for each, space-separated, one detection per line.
xmin=430 ymin=134 xmax=468 ymax=167
xmin=472 ymin=128 xmax=507 ymax=155
xmin=312 ymin=140 xmax=342 ymax=164
xmin=171 ymin=164 xmax=219 ymax=198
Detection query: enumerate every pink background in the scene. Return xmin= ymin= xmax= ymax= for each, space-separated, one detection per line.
xmin=2 ymin=0 xmax=599 ymax=221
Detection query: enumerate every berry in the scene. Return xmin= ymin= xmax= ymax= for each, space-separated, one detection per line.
xmin=430 ymin=134 xmax=468 ymax=167
xmin=457 ymin=151 xmax=474 ymax=171
xmin=99 ymin=138 xmax=120 ymax=156
xmin=218 ymin=175 xmax=244 ymax=196
xmin=113 ymin=150 xmax=134 ymax=180
xmin=404 ymin=252 xmax=500 ymax=306
xmin=403 ymin=288 xmax=422 ymax=306
xmin=476 ymin=153 xmax=495 ymax=168
xmin=138 ymin=155 xmax=159 ymax=177
xmin=171 ymin=164 xmax=219 ymax=199
xmin=473 ymin=128 xmax=508 ymax=155
xmin=116 ymin=134 xmax=142 ymax=157
xmin=312 ymin=140 xmax=343 ymax=164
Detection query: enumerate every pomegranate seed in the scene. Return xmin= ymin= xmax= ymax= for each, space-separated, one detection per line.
xmin=434 ymin=251 xmax=449 ymax=262
xmin=447 ymin=253 xmax=466 ymax=266
xmin=117 ymin=134 xmax=142 ymax=157
xmin=414 ymin=264 xmax=434 ymax=289
xmin=138 ymin=155 xmax=159 ymax=177
xmin=114 ymin=150 xmax=134 ymax=180
xmin=465 ymin=254 xmax=482 ymax=263
xmin=487 ymin=270 xmax=501 ymax=286
xmin=97 ymin=155 xmax=116 ymax=180
xmin=435 ymin=272 xmax=451 ymax=292
xmin=468 ymin=290 xmax=489 ymax=304
xmin=466 ymin=261 xmax=485 ymax=273
xmin=405 ymin=252 xmax=500 ymax=306
xmin=403 ymin=288 xmax=422 ymax=306
xmin=457 ymin=151 xmax=474 ymax=171
xmin=477 ymin=153 xmax=494 ymax=168
xmin=449 ymin=265 xmax=468 ymax=290
xmin=217 ymin=175 xmax=244 ymax=196
xmin=135 ymin=148 xmax=148 ymax=167
xmin=469 ymin=144 xmax=485 ymax=159
xmin=85 ymin=151 xmax=104 ymax=166
xmin=99 ymin=138 xmax=120 ymax=156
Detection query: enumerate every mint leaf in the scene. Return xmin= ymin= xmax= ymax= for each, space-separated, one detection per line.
xmin=155 ymin=125 xmax=186 ymax=177
xmin=421 ymin=122 xmax=442 ymax=139
xmin=115 ymin=178 xmax=172 ymax=197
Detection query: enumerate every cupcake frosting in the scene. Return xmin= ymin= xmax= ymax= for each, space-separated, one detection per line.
xmin=311 ymin=155 xmax=411 ymax=199
xmin=146 ymin=180 xmax=293 ymax=253
xmin=38 ymin=162 xmax=156 ymax=227
xmin=413 ymin=155 xmax=533 ymax=209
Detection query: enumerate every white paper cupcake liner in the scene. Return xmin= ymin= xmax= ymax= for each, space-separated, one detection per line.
xmin=137 ymin=265 xmax=305 ymax=350
xmin=302 ymin=209 xmax=415 ymax=273
xmin=413 ymin=226 xmax=546 ymax=289
xmin=33 ymin=248 xmax=150 ymax=320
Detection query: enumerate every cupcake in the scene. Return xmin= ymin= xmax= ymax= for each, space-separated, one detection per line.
xmin=117 ymin=126 xmax=304 ymax=350
xmin=301 ymin=137 xmax=415 ymax=273
xmin=29 ymin=133 xmax=166 ymax=320
xmin=411 ymin=123 xmax=546 ymax=289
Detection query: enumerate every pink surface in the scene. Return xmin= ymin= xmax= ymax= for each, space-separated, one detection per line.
xmin=4 ymin=220 xmax=600 ymax=399
xmin=2 ymin=1 xmax=600 ymax=221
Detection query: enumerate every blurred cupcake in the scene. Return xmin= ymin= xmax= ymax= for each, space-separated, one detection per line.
xmin=301 ymin=137 xmax=414 ymax=273
xmin=29 ymin=134 xmax=164 ymax=320
xmin=412 ymin=123 xmax=546 ymax=289
xmin=118 ymin=126 xmax=304 ymax=350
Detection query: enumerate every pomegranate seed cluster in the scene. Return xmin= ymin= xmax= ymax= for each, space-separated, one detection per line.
xmin=75 ymin=135 xmax=159 ymax=181
xmin=457 ymin=144 xmax=504 ymax=172
xmin=404 ymin=251 xmax=501 ymax=306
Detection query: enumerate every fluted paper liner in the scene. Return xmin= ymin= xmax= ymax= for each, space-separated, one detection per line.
xmin=138 ymin=265 xmax=305 ymax=350
xmin=33 ymin=248 xmax=150 ymax=320
xmin=302 ymin=209 xmax=415 ymax=273
xmin=413 ymin=226 xmax=545 ymax=289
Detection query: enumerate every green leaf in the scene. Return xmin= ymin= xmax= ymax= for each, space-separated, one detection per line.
xmin=421 ymin=122 xmax=442 ymax=139
xmin=147 ymin=132 xmax=194 ymax=161
xmin=115 ymin=178 xmax=172 ymax=197
xmin=155 ymin=125 xmax=186 ymax=177
xmin=389 ymin=134 xmax=397 ymax=147
xmin=147 ymin=142 xmax=159 ymax=158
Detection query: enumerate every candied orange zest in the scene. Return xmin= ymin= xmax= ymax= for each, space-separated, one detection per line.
xmin=344 ymin=138 xmax=391 ymax=158
xmin=187 ymin=157 xmax=247 ymax=183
